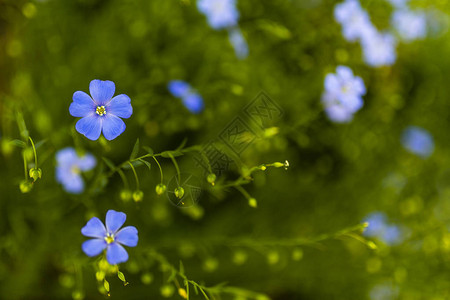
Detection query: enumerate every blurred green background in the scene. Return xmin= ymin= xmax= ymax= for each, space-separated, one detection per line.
xmin=2 ymin=0 xmax=450 ymax=299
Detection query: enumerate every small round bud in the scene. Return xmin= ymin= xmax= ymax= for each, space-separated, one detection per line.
xmin=29 ymin=168 xmax=42 ymax=181
xmin=120 ymin=189 xmax=132 ymax=202
xmin=263 ymin=127 xmax=279 ymax=137
xmin=178 ymin=288 xmax=188 ymax=299
xmin=248 ymin=198 xmax=257 ymax=208
xmin=272 ymin=162 xmax=284 ymax=168
xmin=259 ymin=165 xmax=267 ymax=171
xmin=141 ymin=272 xmax=153 ymax=285
xmin=284 ymin=160 xmax=289 ymax=170
xmin=19 ymin=180 xmax=33 ymax=193
xmin=160 ymin=284 xmax=175 ymax=298
xmin=267 ymin=251 xmax=279 ymax=265
xmin=292 ymin=248 xmax=303 ymax=261
xmin=133 ymin=190 xmax=144 ymax=202
xmin=174 ymin=186 xmax=185 ymax=199
xmin=155 ymin=183 xmax=166 ymax=195
xmin=95 ymin=271 xmax=105 ymax=282
xmin=207 ymin=173 xmax=216 ymax=185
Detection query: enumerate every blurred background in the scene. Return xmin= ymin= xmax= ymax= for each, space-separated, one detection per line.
xmin=2 ymin=0 xmax=450 ymax=299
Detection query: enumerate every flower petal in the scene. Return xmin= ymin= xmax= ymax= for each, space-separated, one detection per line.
xmin=115 ymin=226 xmax=138 ymax=247
xmin=106 ymin=243 xmax=129 ymax=265
xmin=168 ymin=80 xmax=191 ymax=98
xmin=81 ymin=217 xmax=106 ymax=238
xmin=56 ymin=147 xmax=78 ymax=167
xmin=62 ymin=172 xmax=85 ymax=194
xmin=106 ymin=94 xmax=133 ymax=118
xmin=82 ymin=239 xmax=107 ymax=257
xmin=69 ymin=91 xmax=96 ymax=117
xmin=102 ymin=114 xmax=126 ymax=141
xmin=77 ymin=153 xmax=97 ymax=171
xmin=105 ymin=210 xmax=126 ymax=234
xmin=89 ymin=79 xmax=115 ymax=105
xmin=182 ymin=94 xmax=204 ymax=114
xmin=75 ymin=115 xmax=102 ymax=141
xmin=324 ymin=74 xmax=339 ymax=92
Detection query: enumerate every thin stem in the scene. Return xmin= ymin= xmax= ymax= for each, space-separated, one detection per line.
xmin=117 ymin=169 xmax=129 ymax=190
xmin=152 ymin=156 xmax=164 ymax=183
xmin=28 ymin=136 xmax=38 ymax=167
xmin=127 ymin=162 xmax=140 ymax=190
xmin=23 ymin=152 xmax=28 ymax=179
xmin=234 ymin=185 xmax=251 ymax=200
xmin=169 ymin=154 xmax=181 ymax=184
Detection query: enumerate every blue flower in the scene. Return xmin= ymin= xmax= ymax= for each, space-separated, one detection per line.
xmin=361 ymin=31 xmax=397 ymax=67
xmin=322 ymin=66 xmax=365 ymax=123
xmin=69 ymin=80 xmax=133 ymax=141
xmin=197 ymin=0 xmax=239 ymax=30
xmin=81 ymin=210 xmax=138 ymax=265
xmin=386 ymin=0 xmax=408 ymax=9
xmin=56 ymin=147 xmax=96 ymax=194
xmin=228 ymin=27 xmax=249 ymax=59
xmin=168 ymin=80 xmax=204 ymax=114
xmin=392 ymin=9 xmax=427 ymax=42
xmin=363 ymin=212 xmax=404 ymax=246
xmin=334 ymin=0 xmax=373 ymax=42
xmin=401 ymin=126 xmax=434 ymax=158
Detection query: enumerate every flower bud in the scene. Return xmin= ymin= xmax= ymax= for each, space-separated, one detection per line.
xmin=178 ymin=288 xmax=188 ymax=299
xmin=263 ymin=127 xmax=279 ymax=137
xmin=248 ymin=198 xmax=257 ymax=208
xmin=174 ymin=186 xmax=185 ymax=199
xmin=259 ymin=165 xmax=267 ymax=171
xmin=160 ymin=284 xmax=175 ymax=298
xmin=207 ymin=173 xmax=216 ymax=185
xmin=133 ymin=190 xmax=144 ymax=202
xmin=19 ymin=180 xmax=33 ymax=193
xmin=120 ymin=189 xmax=132 ymax=202
xmin=29 ymin=167 xmax=42 ymax=181
xmin=155 ymin=183 xmax=166 ymax=195
xmin=272 ymin=162 xmax=284 ymax=168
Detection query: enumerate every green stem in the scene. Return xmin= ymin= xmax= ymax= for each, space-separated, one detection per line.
xmin=127 ymin=162 xmax=140 ymax=190
xmin=152 ymin=156 xmax=164 ymax=183
xmin=23 ymin=152 xmax=28 ymax=179
xmin=28 ymin=136 xmax=38 ymax=167
xmin=234 ymin=185 xmax=251 ymax=200
xmin=117 ymin=169 xmax=129 ymax=190
xmin=169 ymin=155 xmax=181 ymax=185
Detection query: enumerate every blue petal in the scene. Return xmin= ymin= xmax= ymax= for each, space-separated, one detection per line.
xmin=105 ymin=210 xmax=126 ymax=234
xmin=106 ymin=94 xmax=133 ymax=118
xmin=62 ymin=172 xmax=84 ymax=194
xmin=56 ymin=148 xmax=78 ymax=167
xmin=182 ymin=94 xmax=204 ymax=114
xmin=81 ymin=217 xmax=106 ymax=238
xmin=77 ymin=153 xmax=97 ymax=171
xmin=70 ymin=91 xmax=95 ymax=117
xmin=168 ymin=80 xmax=191 ymax=98
xmin=89 ymin=79 xmax=115 ymax=105
xmin=228 ymin=28 xmax=248 ymax=59
xmin=324 ymin=74 xmax=339 ymax=92
xmin=75 ymin=115 xmax=102 ymax=141
xmin=115 ymin=226 xmax=138 ymax=247
xmin=106 ymin=243 xmax=129 ymax=265
xmin=82 ymin=239 xmax=107 ymax=257
xmin=102 ymin=114 xmax=126 ymax=141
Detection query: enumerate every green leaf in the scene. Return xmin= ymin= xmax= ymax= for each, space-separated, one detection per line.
xmin=176 ymin=138 xmax=188 ymax=150
xmin=130 ymin=138 xmax=140 ymax=160
xmin=161 ymin=150 xmax=184 ymax=158
xmin=138 ymin=158 xmax=151 ymax=170
xmin=102 ymin=157 xmax=116 ymax=171
xmin=123 ymin=160 xmax=143 ymax=169
xmin=143 ymin=146 xmax=154 ymax=156
xmin=167 ymin=269 xmax=176 ymax=282
xmin=34 ymin=139 xmax=47 ymax=149
xmin=10 ymin=139 xmax=26 ymax=148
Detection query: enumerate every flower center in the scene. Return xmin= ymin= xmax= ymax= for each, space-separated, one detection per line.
xmin=104 ymin=233 xmax=115 ymax=244
xmin=96 ymin=106 xmax=106 ymax=116
xmin=71 ymin=166 xmax=81 ymax=175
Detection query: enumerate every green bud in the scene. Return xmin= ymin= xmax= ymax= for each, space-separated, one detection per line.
xmin=292 ymin=248 xmax=303 ymax=261
xmin=71 ymin=290 xmax=85 ymax=300
xmin=141 ymin=272 xmax=153 ymax=285
xmin=248 ymin=198 xmax=257 ymax=208
xmin=272 ymin=162 xmax=284 ymax=168
xmin=155 ymin=183 xmax=166 ymax=195
xmin=160 ymin=284 xmax=175 ymax=298
xmin=207 ymin=173 xmax=216 ymax=185
xmin=174 ymin=186 xmax=185 ymax=199
xmin=133 ymin=190 xmax=144 ymax=202
xmin=120 ymin=189 xmax=132 ymax=202
xmin=263 ymin=127 xmax=279 ymax=137
xmin=29 ymin=167 xmax=42 ymax=181
xmin=19 ymin=180 xmax=33 ymax=193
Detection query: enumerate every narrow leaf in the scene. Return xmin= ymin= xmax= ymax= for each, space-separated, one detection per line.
xmin=130 ymin=138 xmax=140 ymax=160
xmin=138 ymin=158 xmax=151 ymax=170
xmin=143 ymin=146 xmax=154 ymax=156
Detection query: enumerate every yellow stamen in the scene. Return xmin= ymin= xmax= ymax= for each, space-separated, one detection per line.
xmin=71 ymin=166 xmax=81 ymax=175
xmin=104 ymin=234 xmax=114 ymax=244
xmin=96 ymin=106 xmax=106 ymax=116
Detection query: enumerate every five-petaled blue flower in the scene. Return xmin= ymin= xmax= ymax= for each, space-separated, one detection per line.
xmin=168 ymin=80 xmax=204 ymax=114
xmin=81 ymin=210 xmax=138 ymax=265
xmin=334 ymin=0 xmax=373 ymax=42
xmin=392 ymin=9 xmax=427 ymax=42
xmin=69 ymin=80 xmax=133 ymax=141
xmin=363 ymin=212 xmax=404 ymax=246
xmin=197 ymin=0 xmax=239 ymax=30
xmin=401 ymin=126 xmax=434 ymax=158
xmin=56 ymin=147 xmax=96 ymax=194
xmin=322 ymin=65 xmax=366 ymax=123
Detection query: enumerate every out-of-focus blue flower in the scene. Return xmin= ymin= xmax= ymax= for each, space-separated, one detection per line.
xmin=363 ymin=212 xmax=404 ymax=246
xmin=69 ymin=80 xmax=133 ymax=141
xmin=361 ymin=31 xmax=397 ymax=67
xmin=392 ymin=9 xmax=427 ymax=42
xmin=386 ymin=0 xmax=408 ymax=9
xmin=81 ymin=210 xmax=138 ymax=265
xmin=321 ymin=66 xmax=365 ymax=123
xmin=401 ymin=126 xmax=434 ymax=158
xmin=228 ymin=27 xmax=249 ymax=59
xmin=168 ymin=80 xmax=204 ymax=114
xmin=197 ymin=0 xmax=239 ymax=30
xmin=334 ymin=0 xmax=374 ymax=42
xmin=369 ymin=282 xmax=399 ymax=300
xmin=56 ymin=147 xmax=96 ymax=194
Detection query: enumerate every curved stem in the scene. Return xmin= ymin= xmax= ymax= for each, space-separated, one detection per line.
xmin=152 ymin=156 xmax=164 ymax=183
xmin=127 ymin=162 xmax=140 ymax=190
xmin=28 ymin=136 xmax=38 ymax=167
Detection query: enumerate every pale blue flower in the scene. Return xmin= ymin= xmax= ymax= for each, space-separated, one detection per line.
xmin=361 ymin=31 xmax=397 ymax=67
xmin=401 ymin=126 xmax=434 ymax=158
xmin=369 ymin=282 xmax=399 ymax=300
xmin=322 ymin=66 xmax=365 ymax=123
xmin=56 ymin=147 xmax=96 ymax=194
xmin=168 ymin=80 xmax=204 ymax=114
xmin=334 ymin=0 xmax=373 ymax=42
xmin=69 ymin=80 xmax=133 ymax=141
xmin=228 ymin=27 xmax=249 ymax=59
xmin=392 ymin=9 xmax=427 ymax=42
xmin=363 ymin=212 xmax=404 ymax=246
xmin=197 ymin=0 xmax=239 ymax=30
xmin=81 ymin=210 xmax=138 ymax=265
xmin=386 ymin=0 xmax=408 ymax=9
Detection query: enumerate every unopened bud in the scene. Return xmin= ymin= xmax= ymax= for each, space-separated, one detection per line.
xmin=19 ymin=180 xmax=33 ymax=193
xmin=29 ymin=167 xmax=42 ymax=181
xmin=264 ymin=127 xmax=279 ymax=137
xmin=259 ymin=165 xmax=267 ymax=171
xmin=120 ymin=189 xmax=132 ymax=202
xmin=272 ymin=162 xmax=284 ymax=168
xmin=155 ymin=183 xmax=166 ymax=195
xmin=207 ymin=173 xmax=216 ymax=185
xmin=174 ymin=187 xmax=185 ymax=199
xmin=178 ymin=288 xmax=188 ymax=299
xmin=248 ymin=198 xmax=257 ymax=208
xmin=133 ymin=190 xmax=144 ymax=202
